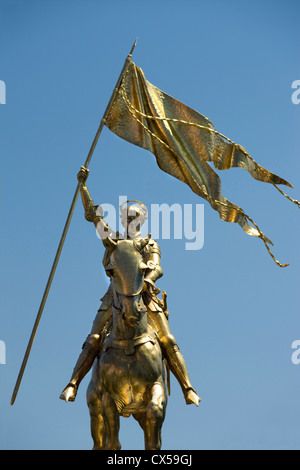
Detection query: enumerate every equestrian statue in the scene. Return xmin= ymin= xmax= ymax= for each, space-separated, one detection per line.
xmin=59 ymin=166 xmax=200 ymax=450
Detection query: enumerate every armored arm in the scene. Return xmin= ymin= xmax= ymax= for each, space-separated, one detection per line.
xmin=144 ymin=240 xmax=163 ymax=291
xmin=77 ymin=167 xmax=115 ymax=238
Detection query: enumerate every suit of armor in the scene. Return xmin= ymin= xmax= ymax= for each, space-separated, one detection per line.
xmin=60 ymin=168 xmax=200 ymax=407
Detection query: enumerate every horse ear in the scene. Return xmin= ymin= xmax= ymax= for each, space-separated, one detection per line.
xmin=135 ymin=233 xmax=151 ymax=252
xmin=104 ymin=236 xmax=117 ymax=251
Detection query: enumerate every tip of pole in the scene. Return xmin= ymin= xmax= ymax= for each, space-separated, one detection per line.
xmin=129 ymin=37 xmax=138 ymax=56
xmin=10 ymin=382 xmax=20 ymax=406
xmin=10 ymin=387 xmax=18 ymax=405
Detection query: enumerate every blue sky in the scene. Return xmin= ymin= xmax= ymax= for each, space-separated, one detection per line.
xmin=0 ymin=0 xmax=299 ymax=450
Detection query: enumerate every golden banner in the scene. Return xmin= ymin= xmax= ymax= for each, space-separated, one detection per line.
xmin=105 ymin=61 xmax=298 ymax=267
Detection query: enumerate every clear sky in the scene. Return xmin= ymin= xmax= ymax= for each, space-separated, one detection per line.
xmin=0 ymin=0 xmax=299 ymax=450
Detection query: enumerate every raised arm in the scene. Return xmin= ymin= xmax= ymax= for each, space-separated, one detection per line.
xmin=77 ymin=167 xmax=116 ymax=239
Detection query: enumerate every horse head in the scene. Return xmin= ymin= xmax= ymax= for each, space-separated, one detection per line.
xmin=105 ymin=235 xmax=151 ymax=327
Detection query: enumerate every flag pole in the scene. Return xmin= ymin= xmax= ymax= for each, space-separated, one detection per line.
xmin=10 ymin=38 xmax=138 ymax=406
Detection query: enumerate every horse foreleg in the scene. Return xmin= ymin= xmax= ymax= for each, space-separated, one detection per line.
xmin=87 ymin=381 xmax=106 ymax=450
xmin=144 ymin=382 xmax=166 ymax=450
xmin=102 ymin=392 xmax=121 ymax=450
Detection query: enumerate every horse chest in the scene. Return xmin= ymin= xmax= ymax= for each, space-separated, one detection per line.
xmin=100 ymin=340 xmax=162 ymax=391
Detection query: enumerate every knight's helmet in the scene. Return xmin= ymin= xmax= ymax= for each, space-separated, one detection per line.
xmin=120 ymin=200 xmax=148 ymax=234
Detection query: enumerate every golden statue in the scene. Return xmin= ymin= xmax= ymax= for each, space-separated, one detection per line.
xmin=11 ymin=41 xmax=297 ymax=452
xmin=59 ymin=167 xmax=200 ymax=450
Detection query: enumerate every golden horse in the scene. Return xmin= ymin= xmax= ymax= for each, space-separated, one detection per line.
xmin=86 ymin=237 xmax=168 ymax=450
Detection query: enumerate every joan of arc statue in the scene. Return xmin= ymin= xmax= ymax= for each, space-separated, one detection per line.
xmin=59 ymin=166 xmax=200 ymax=407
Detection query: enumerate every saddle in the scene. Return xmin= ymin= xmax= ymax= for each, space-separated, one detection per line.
xmin=102 ymin=331 xmax=157 ymax=356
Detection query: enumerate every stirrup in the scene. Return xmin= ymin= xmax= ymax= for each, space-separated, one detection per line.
xmin=184 ymin=386 xmax=197 ymax=397
xmin=63 ymin=381 xmax=78 ymax=390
